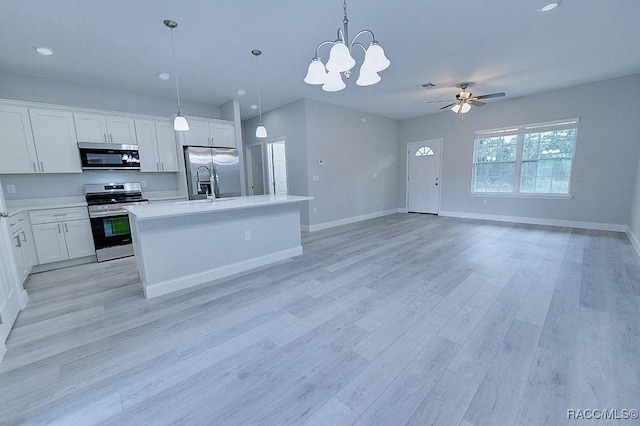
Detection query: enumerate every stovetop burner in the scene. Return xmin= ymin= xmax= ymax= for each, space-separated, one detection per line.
xmin=85 ymin=182 xmax=146 ymax=206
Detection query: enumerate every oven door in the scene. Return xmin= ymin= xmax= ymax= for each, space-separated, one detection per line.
xmin=90 ymin=214 xmax=132 ymax=250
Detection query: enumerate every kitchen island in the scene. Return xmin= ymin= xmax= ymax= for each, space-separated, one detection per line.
xmin=125 ymin=194 xmax=312 ymax=299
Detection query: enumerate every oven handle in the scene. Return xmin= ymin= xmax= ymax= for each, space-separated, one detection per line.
xmin=89 ymin=210 xmax=129 ymax=218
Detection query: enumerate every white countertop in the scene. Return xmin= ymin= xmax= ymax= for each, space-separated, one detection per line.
xmin=6 ymin=197 xmax=87 ymax=216
xmin=125 ymin=194 xmax=313 ymax=220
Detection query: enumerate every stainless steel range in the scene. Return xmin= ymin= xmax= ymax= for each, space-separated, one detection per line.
xmin=85 ymin=182 xmax=148 ymax=262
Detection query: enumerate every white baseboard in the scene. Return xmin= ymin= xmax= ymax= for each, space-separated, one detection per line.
xmin=303 ymin=209 xmax=403 ymax=232
xmin=438 ymin=210 xmax=627 ymax=232
xmin=143 ymin=246 xmax=303 ymax=299
xmin=626 ymin=226 xmax=640 ymax=258
xmin=0 ymin=342 xmax=6 ymax=363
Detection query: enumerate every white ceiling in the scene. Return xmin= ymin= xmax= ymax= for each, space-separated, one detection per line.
xmin=2 ymin=1 xmax=639 ymax=121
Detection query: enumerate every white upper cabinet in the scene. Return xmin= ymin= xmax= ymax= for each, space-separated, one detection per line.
xmin=74 ymin=112 xmax=136 ymax=144
xmin=29 ymin=109 xmax=81 ymax=173
xmin=0 ymin=105 xmax=80 ymax=174
xmin=135 ymin=119 xmax=178 ymax=172
xmin=0 ymin=105 xmax=38 ymax=174
xmin=181 ymin=119 xmax=235 ymax=148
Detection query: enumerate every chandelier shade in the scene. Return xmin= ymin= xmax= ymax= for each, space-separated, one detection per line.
xmin=452 ymin=102 xmax=472 ymax=114
xmin=173 ymin=113 xmax=190 ymax=131
xmin=304 ymin=58 xmax=327 ymax=85
xmin=304 ymin=0 xmax=389 ymax=92
xmin=323 ymin=71 xmax=347 ymax=92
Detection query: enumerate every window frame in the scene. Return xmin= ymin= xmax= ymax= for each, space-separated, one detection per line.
xmin=471 ymin=118 xmax=579 ymax=198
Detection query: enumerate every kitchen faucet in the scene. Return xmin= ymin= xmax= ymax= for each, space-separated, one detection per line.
xmin=195 ymin=165 xmax=219 ymax=199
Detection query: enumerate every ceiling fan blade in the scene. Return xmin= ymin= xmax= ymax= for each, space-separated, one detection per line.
xmin=425 ymin=100 xmax=455 ymax=104
xmin=439 ymin=102 xmax=457 ymax=110
xmin=469 ymin=100 xmax=486 ymax=107
xmin=474 ymin=92 xmax=506 ymax=100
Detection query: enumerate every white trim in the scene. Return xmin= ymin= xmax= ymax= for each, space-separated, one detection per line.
xmin=439 ymin=210 xmax=626 ymax=232
xmin=143 ymin=246 xmax=302 ymax=299
xmin=475 ymin=117 xmax=580 ymax=135
xmin=303 ymin=209 xmax=401 ymax=233
xmin=626 ymin=226 xmax=640 ymax=258
xmin=470 ymin=192 xmax=574 ymax=200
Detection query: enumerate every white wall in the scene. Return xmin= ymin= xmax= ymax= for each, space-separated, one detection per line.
xmin=400 ymin=74 xmax=640 ymax=227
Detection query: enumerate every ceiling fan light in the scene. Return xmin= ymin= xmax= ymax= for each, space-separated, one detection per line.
xmin=364 ymin=42 xmax=390 ymax=72
xmin=256 ymin=124 xmax=268 ymax=138
xmin=322 ymin=71 xmax=346 ymax=92
xmin=304 ymin=58 xmax=327 ymax=85
xmin=173 ymin=113 xmax=190 ymax=131
xmin=451 ymin=104 xmax=461 ymax=114
xmin=356 ymin=65 xmax=381 ymax=86
xmin=326 ymin=41 xmax=356 ymax=73
xmin=538 ymin=1 xmax=561 ymax=12
xmin=461 ymin=103 xmax=472 ymax=114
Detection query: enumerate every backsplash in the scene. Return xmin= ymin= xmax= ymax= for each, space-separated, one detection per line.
xmin=2 ymin=171 xmax=178 ymax=200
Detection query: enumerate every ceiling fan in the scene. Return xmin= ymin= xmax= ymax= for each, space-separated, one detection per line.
xmin=427 ymin=83 xmax=505 ymax=114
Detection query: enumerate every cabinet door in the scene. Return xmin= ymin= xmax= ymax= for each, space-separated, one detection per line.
xmin=155 ymin=121 xmax=179 ymax=171
xmin=105 ymin=116 xmax=136 ymax=144
xmin=0 ymin=105 xmax=38 ymax=174
xmin=10 ymin=232 xmax=27 ymax=283
xmin=74 ymin=113 xmax=108 ymax=143
xmin=32 ymin=223 xmax=68 ymax=264
xmin=134 ymin=119 xmax=160 ymax=172
xmin=64 ymin=219 xmax=95 ymax=259
xmin=210 ymin=123 xmax=236 ymax=148
xmin=182 ymin=120 xmax=210 ymax=146
xmin=29 ymin=109 xmax=81 ymax=173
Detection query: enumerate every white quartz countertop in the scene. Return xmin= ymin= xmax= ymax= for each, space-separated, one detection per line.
xmin=125 ymin=195 xmax=313 ymax=220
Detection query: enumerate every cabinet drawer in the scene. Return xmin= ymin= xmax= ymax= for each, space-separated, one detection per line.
xmin=30 ymin=207 xmax=88 ymax=224
xmin=8 ymin=212 xmax=26 ymax=230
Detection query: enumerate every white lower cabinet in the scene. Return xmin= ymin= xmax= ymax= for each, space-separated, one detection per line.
xmin=29 ymin=207 xmax=95 ymax=265
xmin=8 ymin=212 xmax=35 ymax=283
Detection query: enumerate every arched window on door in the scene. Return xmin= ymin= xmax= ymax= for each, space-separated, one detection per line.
xmin=415 ymin=146 xmax=434 ymax=156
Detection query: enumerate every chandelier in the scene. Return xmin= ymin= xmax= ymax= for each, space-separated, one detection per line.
xmin=304 ymin=0 xmax=390 ymax=92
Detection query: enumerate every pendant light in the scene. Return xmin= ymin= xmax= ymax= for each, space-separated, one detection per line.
xmin=164 ymin=19 xmax=189 ymax=131
xmin=252 ymin=49 xmax=267 ymax=138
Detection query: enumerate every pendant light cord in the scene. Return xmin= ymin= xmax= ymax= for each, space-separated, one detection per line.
xmin=169 ymin=28 xmax=182 ymax=114
xmin=255 ymin=53 xmax=263 ymax=124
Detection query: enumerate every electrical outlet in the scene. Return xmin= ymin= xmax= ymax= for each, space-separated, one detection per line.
xmin=6 ymin=184 xmax=16 ymax=194
xmin=312 ymin=175 xmax=320 ymax=182
xmin=483 ymin=199 xmax=488 ymax=206
xmin=244 ymin=230 xmax=251 ymax=240
xmin=140 ymin=180 xmax=147 ymax=188
xmin=313 ymin=207 xmax=317 ymax=213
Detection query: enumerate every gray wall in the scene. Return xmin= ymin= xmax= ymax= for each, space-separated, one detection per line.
xmin=400 ymin=74 xmax=640 ymax=226
xmin=628 ymin=152 xmax=640 ymax=242
xmin=2 ymin=172 xmax=176 ymax=200
xmin=304 ymin=99 xmax=400 ymax=226
xmin=0 ymin=71 xmax=221 ymax=118
xmin=243 ymin=99 xmax=310 ymax=224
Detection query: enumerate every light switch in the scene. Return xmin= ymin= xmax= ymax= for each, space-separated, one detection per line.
xmin=6 ymin=184 xmax=16 ymax=194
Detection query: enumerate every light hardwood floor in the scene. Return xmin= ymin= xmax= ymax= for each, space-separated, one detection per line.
xmin=1 ymin=214 xmax=639 ymax=425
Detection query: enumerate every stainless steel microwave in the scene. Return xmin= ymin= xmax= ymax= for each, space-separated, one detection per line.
xmin=78 ymin=142 xmax=140 ymax=170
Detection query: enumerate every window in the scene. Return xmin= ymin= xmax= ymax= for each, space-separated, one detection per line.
xmin=415 ymin=146 xmax=434 ymax=156
xmin=472 ymin=118 xmax=578 ymax=195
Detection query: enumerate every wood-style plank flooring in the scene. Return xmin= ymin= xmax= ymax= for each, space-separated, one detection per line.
xmin=1 ymin=214 xmax=639 ymax=425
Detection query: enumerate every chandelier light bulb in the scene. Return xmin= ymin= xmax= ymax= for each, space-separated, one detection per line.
xmin=304 ymin=58 xmax=327 ymax=85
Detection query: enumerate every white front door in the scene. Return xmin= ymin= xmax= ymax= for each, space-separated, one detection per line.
xmin=268 ymin=141 xmax=288 ymax=195
xmin=407 ymin=140 xmax=442 ymax=214
xmin=0 ymin=178 xmax=27 ymax=361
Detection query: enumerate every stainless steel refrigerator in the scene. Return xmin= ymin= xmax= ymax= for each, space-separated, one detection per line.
xmin=184 ymin=146 xmax=242 ymax=200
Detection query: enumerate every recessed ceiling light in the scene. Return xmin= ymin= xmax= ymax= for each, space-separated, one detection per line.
xmin=250 ymin=104 xmax=258 ymax=110
xmin=34 ymin=47 xmax=54 ymax=56
xmin=538 ymin=1 xmax=561 ymax=12
xmin=158 ymin=72 xmax=170 ymax=80
xmin=236 ymin=89 xmax=246 ymax=96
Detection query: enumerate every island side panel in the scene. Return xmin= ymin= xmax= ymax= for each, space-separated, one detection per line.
xmin=133 ymin=203 xmax=303 ymax=298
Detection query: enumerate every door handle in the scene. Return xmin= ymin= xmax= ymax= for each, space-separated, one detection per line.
xmin=104 ymin=133 xmax=108 ymax=142
xmin=40 ymin=162 xmax=44 ymax=172
xmin=21 ymin=231 xmax=26 ymax=242
xmin=57 ymin=223 xmax=62 ymax=234
xmin=157 ymin=163 xmax=160 ymax=171
xmin=161 ymin=163 xmax=164 ymax=171
xmin=0 ymin=212 xmax=8 ymax=218
xmin=33 ymin=162 xmax=37 ymax=172
xmin=64 ymin=223 xmax=69 ymax=233
xmin=15 ymin=235 xmax=22 ymax=248
xmin=110 ymin=133 xmax=113 ymax=142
